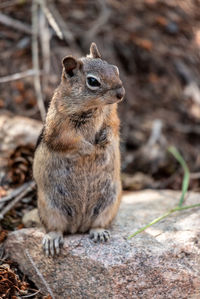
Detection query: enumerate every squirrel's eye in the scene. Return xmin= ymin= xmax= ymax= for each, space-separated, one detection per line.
xmin=86 ymin=75 xmax=101 ymax=90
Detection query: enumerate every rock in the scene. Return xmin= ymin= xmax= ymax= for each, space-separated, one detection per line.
xmin=22 ymin=208 xmax=40 ymax=228
xmin=0 ymin=114 xmax=42 ymax=184
xmin=0 ymin=114 xmax=42 ymax=154
xmin=4 ymin=190 xmax=200 ymax=298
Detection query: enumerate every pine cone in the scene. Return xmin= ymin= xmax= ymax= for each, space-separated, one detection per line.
xmin=6 ymin=145 xmax=34 ymax=186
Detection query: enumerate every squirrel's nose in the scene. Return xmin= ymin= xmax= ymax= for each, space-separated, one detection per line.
xmin=116 ymin=87 xmax=125 ymax=100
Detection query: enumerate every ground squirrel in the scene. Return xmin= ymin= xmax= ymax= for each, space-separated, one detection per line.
xmin=33 ymin=43 xmax=125 ymax=256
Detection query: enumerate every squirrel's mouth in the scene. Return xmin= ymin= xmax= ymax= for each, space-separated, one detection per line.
xmin=106 ymin=98 xmax=124 ymax=105
xmin=106 ymin=86 xmax=125 ymax=104
xmin=104 ymin=85 xmax=125 ymax=105
xmin=106 ymin=93 xmax=125 ymax=105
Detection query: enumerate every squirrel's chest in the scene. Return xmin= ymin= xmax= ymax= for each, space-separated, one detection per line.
xmin=49 ymin=145 xmax=117 ymax=224
xmin=81 ymin=126 xmax=97 ymax=144
xmin=73 ymin=110 xmax=104 ymax=143
xmin=72 ymin=146 xmax=113 ymax=173
xmin=57 ymin=146 xmax=114 ymax=191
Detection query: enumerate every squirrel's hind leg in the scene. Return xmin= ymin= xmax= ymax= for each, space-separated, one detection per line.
xmin=89 ymin=190 xmax=122 ymax=243
xmin=38 ymin=190 xmax=68 ymax=256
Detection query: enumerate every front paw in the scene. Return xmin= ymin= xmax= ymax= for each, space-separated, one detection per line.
xmin=95 ymin=128 xmax=110 ymax=147
xmin=89 ymin=228 xmax=110 ymax=242
xmin=42 ymin=231 xmax=64 ymax=256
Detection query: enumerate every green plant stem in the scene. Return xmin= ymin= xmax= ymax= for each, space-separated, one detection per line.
xmin=127 ymin=203 xmax=200 ymax=239
xmin=168 ymin=146 xmax=190 ymax=207
xmin=128 ymin=146 xmax=194 ymax=240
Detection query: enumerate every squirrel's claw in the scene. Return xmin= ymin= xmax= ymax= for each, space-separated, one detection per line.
xmin=89 ymin=228 xmax=110 ymax=242
xmin=42 ymin=232 xmax=64 ymax=256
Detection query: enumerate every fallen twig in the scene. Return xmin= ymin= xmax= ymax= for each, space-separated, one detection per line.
xmin=39 ymin=2 xmax=51 ymax=91
xmin=25 ymin=249 xmax=55 ymax=299
xmin=39 ymin=0 xmax=63 ymax=40
xmin=86 ymin=0 xmax=110 ymax=41
xmin=0 ymin=181 xmax=35 ymax=220
xmin=48 ymin=0 xmax=75 ymax=44
xmin=21 ymin=289 xmax=40 ymax=298
xmin=32 ymin=0 xmax=46 ymax=121
xmin=0 ymin=12 xmax=32 ymax=34
xmin=0 ymin=183 xmax=31 ymax=206
xmin=0 ymin=69 xmax=39 ymax=84
xmin=0 ymin=0 xmax=22 ymax=10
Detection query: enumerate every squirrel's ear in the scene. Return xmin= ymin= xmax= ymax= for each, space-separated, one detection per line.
xmin=89 ymin=42 xmax=101 ymax=59
xmin=62 ymin=56 xmax=82 ymax=77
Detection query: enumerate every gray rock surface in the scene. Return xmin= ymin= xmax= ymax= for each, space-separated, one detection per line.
xmin=5 ymin=190 xmax=200 ymax=298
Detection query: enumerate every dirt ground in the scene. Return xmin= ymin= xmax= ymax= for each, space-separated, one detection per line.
xmin=0 ymin=0 xmax=200 ymax=297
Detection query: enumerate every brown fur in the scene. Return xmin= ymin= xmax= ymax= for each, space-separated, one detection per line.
xmin=33 ymin=43 xmax=125 ymax=239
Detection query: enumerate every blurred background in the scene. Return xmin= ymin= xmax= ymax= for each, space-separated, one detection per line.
xmin=0 ymin=1 xmax=200 ymax=295
xmin=1 ymin=0 xmax=200 ymax=193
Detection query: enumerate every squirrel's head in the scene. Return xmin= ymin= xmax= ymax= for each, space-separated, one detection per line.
xmin=60 ymin=43 xmax=125 ymax=110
